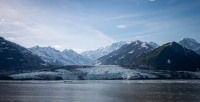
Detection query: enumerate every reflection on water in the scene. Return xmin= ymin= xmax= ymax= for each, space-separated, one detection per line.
xmin=0 ymin=80 xmax=200 ymax=102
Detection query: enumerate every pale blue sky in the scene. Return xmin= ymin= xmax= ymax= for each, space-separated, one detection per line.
xmin=0 ymin=0 xmax=200 ymax=53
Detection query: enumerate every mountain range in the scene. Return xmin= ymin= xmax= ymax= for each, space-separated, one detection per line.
xmin=28 ymin=46 xmax=92 ymax=66
xmin=81 ymin=41 xmax=159 ymax=61
xmin=94 ymin=38 xmax=200 ymax=71
xmin=132 ymin=42 xmax=200 ymax=71
xmin=1 ymin=36 xmax=200 ymax=72
xmin=81 ymin=41 xmax=128 ymax=61
xmin=94 ymin=40 xmax=155 ymax=66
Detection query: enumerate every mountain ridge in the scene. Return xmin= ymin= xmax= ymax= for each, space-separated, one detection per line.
xmin=29 ymin=46 xmax=92 ymax=65
xmin=94 ymin=40 xmax=155 ymax=66
xmin=81 ymin=41 xmax=128 ymax=61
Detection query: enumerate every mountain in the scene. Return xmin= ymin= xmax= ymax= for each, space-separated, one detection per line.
xmin=81 ymin=41 xmax=159 ymax=61
xmin=29 ymin=46 xmax=92 ymax=65
xmin=0 ymin=37 xmax=45 ymax=70
xmin=179 ymin=38 xmax=200 ymax=55
xmin=81 ymin=41 xmax=128 ymax=61
xmin=132 ymin=42 xmax=200 ymax=71
xmin=62 ymin=49 xmax=92 ymax=65
xmin=94 ymin=40 xmax=154 ymax=66
xmin=148 ymin=42 xmax=159 ymax=49
xmin=28 ymin=46 xmax=68 ymax=65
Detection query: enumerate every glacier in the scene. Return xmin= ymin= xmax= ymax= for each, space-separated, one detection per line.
xmin=7 ymin=65 xmax=200 ymax=80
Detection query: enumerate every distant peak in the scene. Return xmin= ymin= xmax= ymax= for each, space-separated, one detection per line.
xmin=183 ymin=38 xmax=195 ymax=40
xmin=47 ymin=46 xmax=58 ymax=50
xmin=125 ymin=40 xmax=143 ymax=46
xmin=135 ymin=40 xmax=142 ymax=43
xmin=31 ymin=46 xmax=58 ymax=51
xmin=63 ymin=49 xmax=76 ymax=53
xmin=170 ymin=41 xmax=177 ymax=45
xmin=148 ymin=41 xmax=158 ymax=44
xmin=127 ymin=40 xmax=141 ymax=44
xmin=34 ymin=45 xmax=40 ymax=48
xmin=47 ymin=46 xmax=52 ymax=48
xmin=182 ymin=38 xmax=199 ymax=44
xmin=62 ymin=49 xmax=68 ymax=52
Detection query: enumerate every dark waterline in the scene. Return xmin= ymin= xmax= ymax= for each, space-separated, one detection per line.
xmin=0 ymin=80 xmax=200 ymax=102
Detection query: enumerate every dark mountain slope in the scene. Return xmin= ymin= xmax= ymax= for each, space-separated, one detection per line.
xmin=132 ymin=42 xmax=200 ymax=71
xmin=0 ymin=37 xmax=45 ymax=70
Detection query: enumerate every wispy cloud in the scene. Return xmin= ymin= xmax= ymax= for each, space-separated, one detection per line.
xmin=103 ymin=15 xmax=137 ymax=21
xmin=0 ymin=1 xmax=114 ymax=53
xmin=116 ymin=25 xmax=127 ymax=29
xmin=53 ymin=45 xmax=62 ymax=50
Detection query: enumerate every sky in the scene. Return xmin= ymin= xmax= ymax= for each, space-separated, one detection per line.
xmin=0 ymin=0 xmax=200 ymax=53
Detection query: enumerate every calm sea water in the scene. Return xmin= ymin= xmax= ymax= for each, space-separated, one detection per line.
xmin=0 ymin=80 xmax=200 ymax=102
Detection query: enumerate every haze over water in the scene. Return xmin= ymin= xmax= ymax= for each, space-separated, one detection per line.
xmin=0 ymin=80 xmax=200 ymax=102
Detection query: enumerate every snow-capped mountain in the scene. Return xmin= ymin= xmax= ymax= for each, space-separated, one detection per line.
xmin=81 ymin=41 xmax=128 ymax=61
xmin=179 ymin=38 xmax=200 ymax=55
xmin=94 ymin=40 xmax=155 ymax=66
xmin=28 ymin=46 xmax=92 ymax=65
xmin=81 ymin=41 xmax=159 ymax=61
xmin=133 ymin=42 xmax=200 ymax=71
xmin=0 ymin=36 xmax=45 ymax=70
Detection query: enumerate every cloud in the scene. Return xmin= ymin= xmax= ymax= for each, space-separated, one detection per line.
xmin=104 ymin=15 xmax=137 ymax=21
xmin=72 ymin=48 xmax=85 ymax=53
xmin=0 ymin=1 xmax=114 ymax=52
xmin=53 ymin=45 xmax=62 ymax=50
xmin=116 ymin=25 xmax=127 ymax=29
xmin=1 ymin=19 xmax=5 ymax=22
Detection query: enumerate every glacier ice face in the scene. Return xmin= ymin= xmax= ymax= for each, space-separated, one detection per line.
xmin=10 ymin=70 xmax=79 ymax=80
xmin=8 ymin=65 xmax=159 ymax=80
xmin=8 ymin=65 xmax=200 ymax=80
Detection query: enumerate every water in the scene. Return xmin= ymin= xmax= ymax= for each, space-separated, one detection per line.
xmin=0 ymin=80 xmax=200 ymax=102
